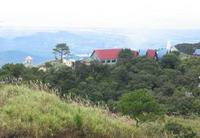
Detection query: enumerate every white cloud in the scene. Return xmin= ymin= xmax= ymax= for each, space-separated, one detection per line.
xmin=0 ymin=0 xmax=200 ymax=29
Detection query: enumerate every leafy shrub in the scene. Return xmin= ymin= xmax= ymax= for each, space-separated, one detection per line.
xmin=117 ymin=89 xmax=164 ymax=126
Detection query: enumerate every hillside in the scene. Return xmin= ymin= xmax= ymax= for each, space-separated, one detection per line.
xmin=0 ymin=85 xmax=136 ymax=138
xmin=0 ymin=85 xmax=200 ymax=138
xmin=175 ymin=42 xmax=200 ymax=55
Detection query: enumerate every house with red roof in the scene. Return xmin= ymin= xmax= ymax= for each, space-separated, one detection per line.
xmin=90 ymin=48 xmax=139 ymax=64
xmin=146 ymin=49 xmax=158 ymax=59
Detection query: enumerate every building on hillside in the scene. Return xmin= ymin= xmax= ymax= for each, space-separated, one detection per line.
xmin=24 ymin=56 xmax=33 ymax=64
xmin=166 ymin=40 xmax=172 ymax=52
xmin=80 ymin=57 xmax=94 ymax=65
xmin=139 ymin=49 xmax=146 ymax=56
xmin=63 ymin=59 xmax=75 ymax=68
xmin=39 ymin=66 xmax=47 ymax=72
xmin=24 ymin=56 xmax=33 ymax=67
xmin=90 ymin=48 xmax=139 ymax=64
xmin=146 ymin=49 xmax=158 ymax=59
xmin=193 ymin=49 xmax=200 ymax=56
xmin=170 ymin=46 xmax=178 ymax=52
xmin=157 ymin=48 xmax=168 ymax=59
xmin=166 ymin=41 xmax=178 ymax=52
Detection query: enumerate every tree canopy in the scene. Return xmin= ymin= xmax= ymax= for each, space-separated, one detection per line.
xmin=117 ymin=89 xmax=164 ymax=126
xmin=53 ymin=43 xmax=70 ymax=63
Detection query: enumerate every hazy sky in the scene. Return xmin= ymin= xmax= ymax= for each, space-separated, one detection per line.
xmin=0 ymin=0 xmax=200 ymax=29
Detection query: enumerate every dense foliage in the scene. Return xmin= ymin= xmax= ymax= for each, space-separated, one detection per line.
xmin=1 ymin=51 xmax=200 ymax=119
xmin=117 ymin=89 xmax=164 ymax=126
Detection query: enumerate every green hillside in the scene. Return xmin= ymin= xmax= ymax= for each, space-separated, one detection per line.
xmin=175 ymin=42 xmax=200 ymax=55
xmin=0 ymin=85 xmax=136 ymax=138
xmin=0 ymin=85 xmax=200 ymax=138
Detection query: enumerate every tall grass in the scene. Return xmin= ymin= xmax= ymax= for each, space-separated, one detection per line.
xmin=0 ymin=85 xmax=137 ymax=138
xmin=0 ymin=84 xmax=199 ymax=138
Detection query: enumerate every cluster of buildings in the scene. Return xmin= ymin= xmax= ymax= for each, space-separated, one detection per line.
xmin=25 ymin=41 xmax=200 ymax=68
xmin=81 ymin=41 xmax=178 ymax=65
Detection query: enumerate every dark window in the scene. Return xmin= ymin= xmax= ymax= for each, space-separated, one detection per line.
xmin=112 ymin=59 xmax=116 ymax=63
xmin=107 ymin=60 xmax=111 ymax=63
xmin=102 ymin=60 xmax=105 ymax=63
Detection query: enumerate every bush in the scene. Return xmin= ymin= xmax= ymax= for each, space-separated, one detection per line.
xmin=117 ymin=89 xmax=164 ymax=126
xmin=165 ymin=122 xmax=197 ymax=138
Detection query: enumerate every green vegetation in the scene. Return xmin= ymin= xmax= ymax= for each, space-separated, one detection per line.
xmin=1 ymin=46 xmax=200 ymax=137
xmin=175 ymin=42 xmax=200 ymax=55
xmin=1 ymin=52 xmax=200 ymax=117
xmin=0 ymin=85 xmax=200 ymax=138
xmin=0 ymin=85 xmax=136 ymax=138
xmin=53 ymin=43 xmax=70 ymax=63
xmin=118 ymin=48 xmax=133 ymax=63
xmin=117 ymin=89 xmax=164 ymax=126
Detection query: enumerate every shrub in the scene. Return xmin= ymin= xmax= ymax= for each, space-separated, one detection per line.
xmin=117 ymin=89 xmax=164 ymax=126
xmin=165 ymin=122 xmax=197 ymax=138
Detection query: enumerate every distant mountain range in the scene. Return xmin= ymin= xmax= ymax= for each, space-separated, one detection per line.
xmin=0 ymin=28 xmax=200 ymax=66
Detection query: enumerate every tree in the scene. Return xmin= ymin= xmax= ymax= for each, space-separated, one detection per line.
xmin=117 ymin=89 xmax=164 ymax=126
xmin=160 ymin=53 xmax=180 ymax=69
xmin=0 ymin=64 xmax=26 ymax=78
xmin=53 ymin=43 xmax=70 ymax=63
xmin=44 ymin=65 xmax=76 ymax=95
xmin=118 ymin=48 xmax=133 ymax=63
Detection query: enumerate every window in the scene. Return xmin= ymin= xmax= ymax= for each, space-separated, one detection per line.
xmin=112 ymin=59 xmax=116 ymax=63
xmin=107 ymin=60 xmax=111 ymax=63
xmin=102 ymin=60 xmax=105 ymax=63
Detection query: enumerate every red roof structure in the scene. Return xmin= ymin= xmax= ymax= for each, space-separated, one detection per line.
xmin=146 ymin=49 xmax=157 ymax=58
xmin=91 ymin=48 xmax=139 ymax=60
xmin=91 ymin=49 xmax=122 ymax=60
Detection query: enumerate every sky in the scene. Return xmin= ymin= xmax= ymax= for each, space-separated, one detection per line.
xmin=0 ymin=0 xmax=200 ymax=29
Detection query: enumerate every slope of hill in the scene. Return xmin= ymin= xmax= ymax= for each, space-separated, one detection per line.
xmin=175 ymin=42 xmax=200 ymax=55
xmin=0 ymin=85 xmax=200 ymax=138
xmin=0 ymin=85 xmax=136 ymax=138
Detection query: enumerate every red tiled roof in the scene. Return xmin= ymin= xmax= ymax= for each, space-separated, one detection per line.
xmin=92 ymin=48 xmax=139 ymax=60
xmin=92 ymin=48 xmax=122 ymax=60
xmin=146 ymin=49 xmax=157 ymax=58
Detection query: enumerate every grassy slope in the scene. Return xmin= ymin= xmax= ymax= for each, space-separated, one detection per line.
xmin=0 ymin=85 xmax=137 ymax=138
xmin=0 ymin=85 xmax=199 ymax=138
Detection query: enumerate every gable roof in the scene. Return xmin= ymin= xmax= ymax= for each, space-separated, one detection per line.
xmin=92 ymin=48 xmax=122 ymax=60
xmin=91 ymin=48 xmax=140 ymax=60
xmin=194 ymin=49 xmax=200 ymax=55
xmin=146 ymin=49 xmax=157 ymax=58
